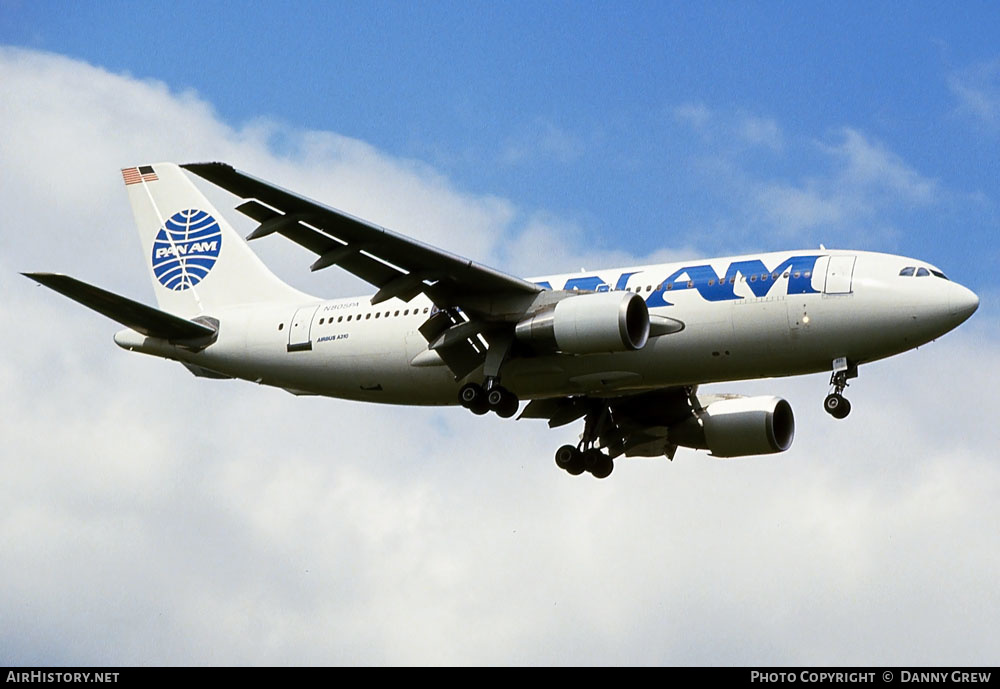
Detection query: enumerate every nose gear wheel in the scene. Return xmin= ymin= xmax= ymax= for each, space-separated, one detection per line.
xmin=824 ymin=360 xmax=857 ymax=419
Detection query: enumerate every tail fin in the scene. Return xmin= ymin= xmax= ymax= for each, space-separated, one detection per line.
xmin=123 ymin=162 xmax=310 ymax=317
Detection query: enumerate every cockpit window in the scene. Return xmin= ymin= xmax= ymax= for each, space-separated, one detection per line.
xmin=899 ymin=267 xmax=915 ymax=276
xmin=916 ymin=267 xmax=930 ymax=277
xmin=930 ymin=270 xmax=949 ymax=280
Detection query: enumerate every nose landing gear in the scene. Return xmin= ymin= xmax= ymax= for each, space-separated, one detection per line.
xmin=824 ymin=358 xmax=857 ymax=419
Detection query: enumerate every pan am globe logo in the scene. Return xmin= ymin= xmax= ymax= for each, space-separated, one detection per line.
xmin=151 ymin=209 xmax=223 ymax=290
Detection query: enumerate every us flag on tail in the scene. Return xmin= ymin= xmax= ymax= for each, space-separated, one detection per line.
xmin=121 ymin=165 xmax=158 ymax=185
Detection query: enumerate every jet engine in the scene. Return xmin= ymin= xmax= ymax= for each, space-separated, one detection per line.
xmin=514 ymin=291 xmax=650 ymax=354
xmin=671 ymin=396 xmax=795 ymax=457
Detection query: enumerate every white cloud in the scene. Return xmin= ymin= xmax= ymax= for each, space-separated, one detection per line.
xmin=673 ymin=102 xmax=712 ymax=130
xmin=753 ymin=128 xmax=938 ymax=240
xmin=500 ymin=119 xmax=585 ymax=166
xmin=674 ymin=104 xmax=783 ymax=152
xmin=825 ymin=128 xmax=938 ymax=204
xmin=670 ymin=105 xmax=939 ymax=245
xmin=948 ymin=59 xmax=1000 ymax=131
xmin=756 ymin=183 xmax=846 ymax=230
xmin=1 ymin=47 xmax=998 ymax=665
xmin=500 ymin=211 xmax=699 ymax=278
xmin=739 ymin=116 xmax=783 ymax=151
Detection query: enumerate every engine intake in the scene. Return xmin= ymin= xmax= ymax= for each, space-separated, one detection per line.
xmin=515 ymin=291 xmax=650 ymax=354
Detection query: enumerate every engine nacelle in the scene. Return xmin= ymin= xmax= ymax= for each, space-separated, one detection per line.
xmin=514 ymin=291 xmax=650 ymax=354
xmin=699 ymin=396 xmax=795 ymax=457
xmin=669 ymin=396 xmax=795 ymax=457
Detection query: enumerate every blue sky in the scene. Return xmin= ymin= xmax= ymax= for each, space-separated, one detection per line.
xmin=4 ymin=2 xmax=998 ymax=279
xmin=1 ymin=3 xmax=999 ymax=666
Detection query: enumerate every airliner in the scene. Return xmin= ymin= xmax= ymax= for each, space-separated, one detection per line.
xmin=24 ymin=162 xmax=979 ymax=479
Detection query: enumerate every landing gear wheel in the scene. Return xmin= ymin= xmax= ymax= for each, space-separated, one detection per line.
xmin=459 ymin=383 xmax=481 ymax=407
xmin=496 ymin=396 xmax=519 ymax=419
xmin=555 ymin=402 xmax=617 ymax=479
xmin=582 ymin=449 xmax=604 ymax=472
xmin=824 ymin=393 xmax=851 ymax=419
xmin=487 ymin=386 xmax=519 ymax=418
xmin=554 ymin=445 xmax=585 ymax=475
xmin=589 ymin=454 xmax=614 ymax=479
xmin=459 ymin=383 xmax=489 ymax=415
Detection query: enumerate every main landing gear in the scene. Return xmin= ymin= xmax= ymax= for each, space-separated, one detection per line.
xmin=458 ymin=332 xmax=519 ymax=418
xmin=458 ymin=379 xmax=519 ymax=418
xmin=555 ymin=445 xmax=614 ymax=479
xmin=824 ymin=358 xmax=857 ymax=420
xmin=554 ymin=404 xmax=614 ymax=479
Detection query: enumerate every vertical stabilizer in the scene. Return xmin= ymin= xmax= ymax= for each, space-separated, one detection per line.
xmin=123 ymin=162 xmax=310 ymax=317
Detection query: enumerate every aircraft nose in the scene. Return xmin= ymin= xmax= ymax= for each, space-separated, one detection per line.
xmin=949 ymin=283 xmax=979 ymax=323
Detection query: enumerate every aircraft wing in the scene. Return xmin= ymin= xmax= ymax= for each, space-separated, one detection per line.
xmin=181 ymin=162 xmax=543 ymax=316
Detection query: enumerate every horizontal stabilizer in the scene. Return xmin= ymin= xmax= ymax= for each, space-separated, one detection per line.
xmin=22 ymin=272 xmax=217 ymax=341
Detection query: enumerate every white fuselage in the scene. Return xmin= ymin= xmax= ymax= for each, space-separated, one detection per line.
xmin=116 ymin=249 xmax=980 ymax=404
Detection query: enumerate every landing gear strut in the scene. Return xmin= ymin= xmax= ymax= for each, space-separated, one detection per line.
xmin=553 ymin=404 xmax=615 ymax=479
xmin=824 ymin=358 xmax=857 ymax=419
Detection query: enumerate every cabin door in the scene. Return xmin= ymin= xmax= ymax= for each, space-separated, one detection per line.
xmin=287 ymin=305 xmax=319 ymax=352
xmin=824 ymin=255 xmax=856 ymax=294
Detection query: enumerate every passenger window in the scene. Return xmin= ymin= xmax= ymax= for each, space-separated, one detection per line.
xmin=338 ymin=316 xmax=343 ymax=323
xmin=729 ymin=276 xmax=736 ymax=284
xmin=375 ymin=312 xmax=380 ymax=318
xmin=793 ymin=271 xmax=801 ymax=279
xmin=750 ymin=275 xmax=757 ymax=282
xmin=319 ymin=318 xmax=325 ymax=325
xmin=772 ymin=273 xmax=780 ymax=280
xmin=804 ymin=271 xmax=811 ymax=278
xmin=686 ymin=280 xmax=694 ymax=288
xmin=666 ymin=283 xmax=673 ymax=290
xmin=365 ymin=313 xmax=371 ymax=320
xmin=278 ymin=323 xmax=284 ymax=331
xmin=708 ymin=279 xmax=715 ymax=287
xmin=916 ymin=267 xmax=930 ymax=277
xmin=899 ymin=267 xmax=915 ymax=276
xmin=394 ymin=310 xmax=400 ymax=316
